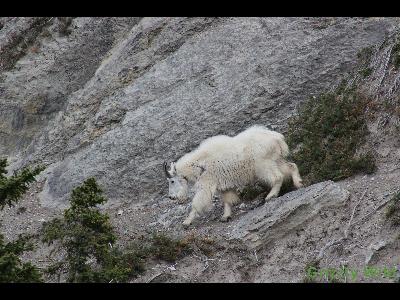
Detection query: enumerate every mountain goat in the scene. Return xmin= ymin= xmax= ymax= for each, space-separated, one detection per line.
xmin=164 ymin=125 xmax=303 ymax=227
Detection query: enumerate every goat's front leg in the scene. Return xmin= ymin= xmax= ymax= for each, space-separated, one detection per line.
xmin=183 ymin=187 xmax=214 ymax=228
xmin=220 ymin=202 xmax=232 ymax=222
xmin=182 ymin=209 xmax=199 ymax=227
xmin=220 ymin=190 xmax=240 ymax=222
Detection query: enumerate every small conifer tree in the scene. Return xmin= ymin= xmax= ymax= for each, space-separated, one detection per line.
xmin=42 ymin=178 xmax=145 ymax=283
xmin=0 ymin=158 xmax=43 ymax=282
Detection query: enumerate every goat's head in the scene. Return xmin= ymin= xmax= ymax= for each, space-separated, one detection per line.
xmin=164 ymin=161 xmax=188 ymax=203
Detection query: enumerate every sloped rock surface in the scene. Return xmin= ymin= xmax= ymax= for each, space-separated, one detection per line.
xmin=2 ymin=17 xmax=400 ymax=283
xmin=1 ymin=17 xmax=396 ymax=207
xmin=0 ymin=17 xmax=141 ymax=159
xmin=230 ymin=181 xmax=350 ymax=249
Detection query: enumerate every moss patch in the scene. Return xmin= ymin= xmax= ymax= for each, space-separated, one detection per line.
xmin=142 ymin=232 xmax=220 ymax=262
xmin=239 ymin=185 xmax=265 ymax=202
xmin=357 ymin=46 xmax=374 ymax=63
xmin=146 ymin=232 xmax=191 ymax=262
xmin=287 ymin=84 xmax=376 ymax=185
xmin=359 ymin=67 xmax=372 ymax=78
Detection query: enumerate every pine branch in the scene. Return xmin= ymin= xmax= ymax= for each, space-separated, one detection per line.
xmin=0 ymin=159 xmax=44 ymax=210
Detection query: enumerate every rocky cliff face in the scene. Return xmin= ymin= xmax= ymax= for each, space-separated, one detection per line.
xmin=1 ymin=17 xmax=400 ymax=282
xmin=1 ymin=17 xmax=399 ymax=208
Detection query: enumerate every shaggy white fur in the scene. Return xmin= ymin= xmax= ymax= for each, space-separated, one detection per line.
xmin=165 ymin=125 xmax=303 ymax=227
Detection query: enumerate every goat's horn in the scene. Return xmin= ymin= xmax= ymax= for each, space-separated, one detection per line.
xmin=163 ymin=161 xmax=172 ymax=178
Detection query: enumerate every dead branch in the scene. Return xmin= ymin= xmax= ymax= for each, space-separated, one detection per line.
xmin=344 ymin=189 xmax=367 ymax=238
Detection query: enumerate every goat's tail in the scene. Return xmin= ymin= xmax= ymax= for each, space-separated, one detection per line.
xmin=276 ymin=135 xmax=290 ymax=158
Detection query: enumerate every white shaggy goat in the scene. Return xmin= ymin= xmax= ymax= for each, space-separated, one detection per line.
xmin=164 ymin=125 xmax=303 ymax=227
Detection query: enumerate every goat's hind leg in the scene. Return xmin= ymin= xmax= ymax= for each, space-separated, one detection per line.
xmin=220 ymin=190 xmax=240 ymax=222
xmin=257 ymin=160 xmax=284 ymax=201
xmin=263 ymin=161 xmax=303 ymax=202
xmin=288 ymin=162 xmax=303 ymax=188
xmin=265 ymin=177 xmax=284 ymax=200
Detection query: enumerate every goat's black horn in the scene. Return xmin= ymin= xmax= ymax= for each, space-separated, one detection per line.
xmin=163 ymin=161 xmax=172 ymax=178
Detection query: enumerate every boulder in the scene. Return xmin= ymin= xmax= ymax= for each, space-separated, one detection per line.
xmin=230 ymin=181 xmax=350 ymax=249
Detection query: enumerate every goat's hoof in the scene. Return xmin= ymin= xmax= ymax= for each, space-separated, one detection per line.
xmin=294 ymin=181 xmax=303 ymax=189
xmin=264 ymin=195 xmax=276 ymax=201
xmin=220 ymin=216 xmax=232 ymax=222
xmin=256 ymin=199 xmax=265 ymax=208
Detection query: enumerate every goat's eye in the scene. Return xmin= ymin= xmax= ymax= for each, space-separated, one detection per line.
xmin=171 ymin=180 xmax=174 ymax=183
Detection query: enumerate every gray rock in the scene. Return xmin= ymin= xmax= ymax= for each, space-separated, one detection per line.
xmin=0 ymin=17 xmax=398 ymax=208
xmin=365 ymin=239 xmax=388 ymax=265
xmin=2 ymin=17 xmax=400 ymax=283
xmin=230 ymin=181 xmax=350 ymax=249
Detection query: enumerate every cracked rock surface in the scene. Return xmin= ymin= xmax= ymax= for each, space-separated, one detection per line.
xmin=1 ymin=17 xmax=400 ymax=282
xmin=230 ymin=181 xmax=350 ymax=249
